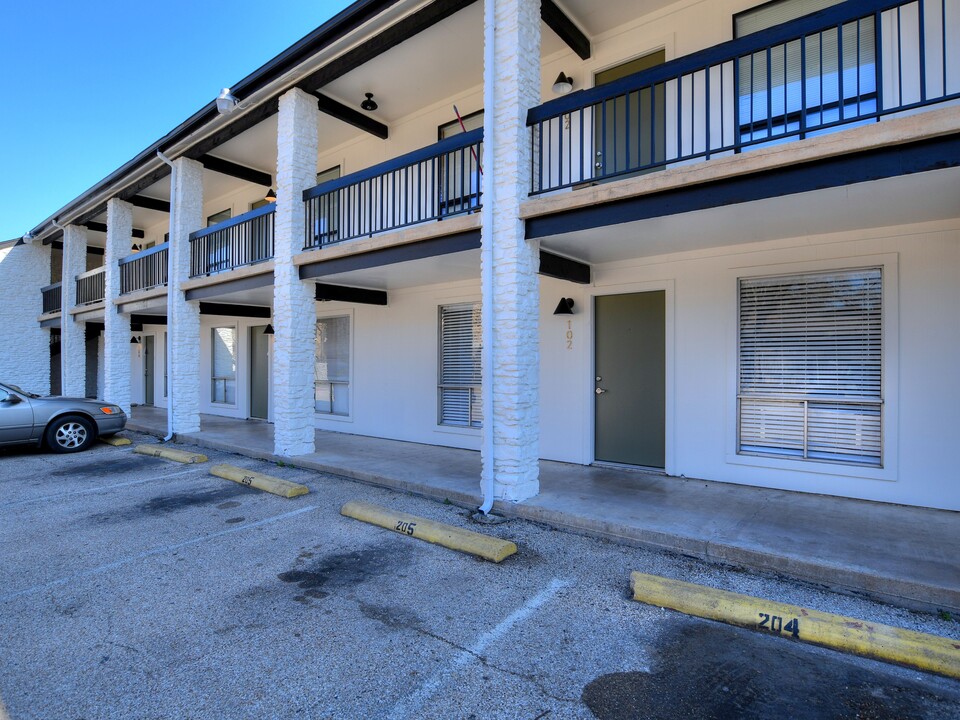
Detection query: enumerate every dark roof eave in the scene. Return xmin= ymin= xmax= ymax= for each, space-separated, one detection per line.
xmin=29 ymin=0 xmax=403 ymax=240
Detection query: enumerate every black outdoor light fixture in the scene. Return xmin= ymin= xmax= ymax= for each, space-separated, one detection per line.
xmin=553 ymin=298 xmax=575 ymax=315
xmin=130 ymin=335 xmax=141 ymax=344
xmin=552 ymin=72 xmax=574 ymax=95
xmin=360 ymin=93 xmax=378 ymax=111
xmin=263 ymin=324 xmax=275 ymax=335
xmin=264 ymin=188 xmax=277 ymax=203
xmin=131 ymin=243 xmax=142 ymax=252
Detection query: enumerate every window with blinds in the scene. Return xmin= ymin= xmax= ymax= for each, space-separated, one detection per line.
xmin=438 ymin=302 xmax=482 ymax=428
xmin=738 ymin=268 xmax=882 ymax=465
xmin=315 ymin=316 xmax=350 ymax=416
xmin=735 ymin=0 xmax=877 ymax=144
xmin=211 ymin=326 xmax=237 ymax=405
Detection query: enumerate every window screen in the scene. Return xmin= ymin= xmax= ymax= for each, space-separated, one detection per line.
xmin=315 ymin=316 xmax=350 ymax=415
xmin=438 ymin=303 xmax=482 ymax=428
xmin=738 ymin=268 xmax=882 ymax=465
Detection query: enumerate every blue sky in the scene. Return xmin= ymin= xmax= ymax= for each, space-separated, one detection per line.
xmin=0 ymin=0 xmax=353 ymax=240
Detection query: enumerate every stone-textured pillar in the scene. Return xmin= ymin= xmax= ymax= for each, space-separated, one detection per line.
xmin=103 ymin=199 xmax=133 ymax=411
xmin=169 ymin=157 xmax=204 ymax=434
xmin=0 ymin=239 xmax=50 ymax=394
xmin=481 ymin=0 xmax=542 ymax=502
xmin=61 ymin=225 xmax=88 ymax=398
xmin=272 ymin=88 xmax=319 ymax=456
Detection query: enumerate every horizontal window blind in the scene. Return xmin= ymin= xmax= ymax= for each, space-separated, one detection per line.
xmin=439 ymin=302 xmax=482 ymax=428
xmin=738 ymin=268 xmax=882 ymax=465
xmin=316 ymin=316 xmax=350 ymax=416
xmin=735 ymin=0 xmax=846 ymax=37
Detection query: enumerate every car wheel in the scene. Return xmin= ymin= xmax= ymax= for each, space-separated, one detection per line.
xmin=45 ymin=415 xmax=96 ymax=453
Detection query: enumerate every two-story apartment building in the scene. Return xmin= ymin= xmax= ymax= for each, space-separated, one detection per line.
xmin=2 ymin=0 xmax=958 ymax=511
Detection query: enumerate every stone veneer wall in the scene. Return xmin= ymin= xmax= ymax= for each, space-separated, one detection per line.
xmin=0 ymin=240 xmax=50 ymax=394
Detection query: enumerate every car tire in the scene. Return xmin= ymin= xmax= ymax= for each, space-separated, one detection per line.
xmin=45 ymin=414 xmax=96 ymax=453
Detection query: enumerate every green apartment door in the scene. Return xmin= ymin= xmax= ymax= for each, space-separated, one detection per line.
xmin=594 ymin=292 xmax=665 ymax=468
xmin=250 ymin=326 xmax=270 ymax=420
xmin=143 ymin=336 xmax=155 ymax=406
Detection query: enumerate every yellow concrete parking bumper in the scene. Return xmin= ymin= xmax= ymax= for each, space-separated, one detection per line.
xmin=341 ymin=500 xmax=517 ymax=563
xmin=210 ymin=464 xmax=309 ymax=498
xmin=100 ymin=435 xmax=132 ymax=446
xmin=631 ymin=571 xmax=960 ymax=680
xmin=133 ymin=445 xmax=208 ymax=464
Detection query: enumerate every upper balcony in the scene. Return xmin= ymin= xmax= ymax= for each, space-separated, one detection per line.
xmin=302 ymin=129 xmax=483 ymax=250
xmin=75 ymin=267 xmax=105 ymax=306
xmin=189 ymin=203 xmax=275 ymax=278
xmin=120 ymin=242 xmax=168 ymax=295
xmin=528 ymin=0 xmax=958 ymax=196
xmin=41 ymin=282 xmax=61 ymax=315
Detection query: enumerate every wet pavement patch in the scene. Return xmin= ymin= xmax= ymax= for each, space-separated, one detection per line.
xmin=278 ymin=544 xmax=408 ymax=594
xmin=52 ymin=456 xmax=159 ymax=477
xmin=224 ymin=517 xmax=245 ymax=524
xmin=89 ymin=485 xmax=255 ymax=524
xmin=357 ymin=601 xmax=424 ymax=632
xmin=582 ymin=621 xmax=960 ymax=720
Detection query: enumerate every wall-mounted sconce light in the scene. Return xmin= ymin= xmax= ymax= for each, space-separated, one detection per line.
xmin=552 ymin=72 xmax=574 ymax=95
xmin=216 ymin=87 xmax=240 ymax=115
xmin=360 ymin=93 xmax=378 ymax=112
xmin=131 ymin=243 xmax=142 ymax=252
xmin=553 ymin=298 xmax=575 ymax=315
xmin=263 ymin=324 xmax=275 ymax=335
xmin=130 ymin=335 xmax=141 ymax=344
xmin=264 ymin=188 xmax=277 ymax=203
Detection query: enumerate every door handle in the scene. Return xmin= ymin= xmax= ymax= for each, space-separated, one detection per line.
xmin=595 ymin=387 xmax=607 ymax=395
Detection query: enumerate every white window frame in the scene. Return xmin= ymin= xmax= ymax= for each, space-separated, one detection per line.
xmin=314 ymin=311 xmax=352 ymax=420
xmin=210 ymin=324 xmax=239 ymax=407
xmin=726 ymin=254 xmax=899 ymax=481
xmin=438 ymin=302 xmax=482 ymax=429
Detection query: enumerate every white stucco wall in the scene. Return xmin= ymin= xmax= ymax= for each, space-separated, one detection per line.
xmin=0 ymin=241 xmax=51 ymax=394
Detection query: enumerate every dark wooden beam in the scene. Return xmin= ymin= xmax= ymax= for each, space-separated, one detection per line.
xmin=315 ymin=283 xmax=388 ymax=305
xmin=541 ymin=0 xmax=591 ymax=60
xmin=84 ymin=221 xmax=146 ymax=240
xmin=298 ymin=0 xmax=477 ymax=92
xmin=199 ymin=302 xmax=271 ymax=318
xmin=129 ymin=195 xmax=171 ymax=214
xmin=131 ymin=314 xmax=167 ymax=326
xmin=300 ymin=230 xmax=480 ymax=279
xmin=539 ymin=249 xmax=591 ymax=284
xmin=313 ymin=92 xmax=389 ymax=139
xmin=199 ymin=155 xmax=273 ymax=187
xmin=185 ymin=97 xmax=282 ymax=163
xmin=185 ymin=273 xmax=274 ymax=301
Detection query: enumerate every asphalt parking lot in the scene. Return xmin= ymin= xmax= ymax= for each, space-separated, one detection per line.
xmin=1 ymin=435 xmax=959 ymax=719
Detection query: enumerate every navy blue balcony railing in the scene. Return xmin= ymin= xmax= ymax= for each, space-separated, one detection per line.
xmin=119 ymin=242 xmax=168 ymax=294
xmin=75 ymin=267 xmax=105 ymax=305
xmin=189 ymin=204 xmax=275 ymax=277
xmin=41 ymin=282 xmax=62 ymax=314
xmin=529 ymin=0 xmax=959 ymax=194
xmin=303 ymin=128 xmax=483 ymax=249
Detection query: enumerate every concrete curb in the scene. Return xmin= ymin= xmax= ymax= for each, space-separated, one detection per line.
xmin=630 ymin=571 xmax=960 ymax=680
xmin=121 ymin=423 xmax=960 ymax=614
xmin=341 ymin=500 xmax=517 ymax=562
xmin=133 ymin=445 xmax=207 ymax=464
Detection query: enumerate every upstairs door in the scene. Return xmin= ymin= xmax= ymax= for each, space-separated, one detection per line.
xmin=594 ymin=291 xmax=665 ymax=468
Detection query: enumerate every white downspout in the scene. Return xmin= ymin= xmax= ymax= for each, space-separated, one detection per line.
xmin=479 ymin=0 xmax=496 ymax=515
xmin=156 ymin=150 xmax=176 ymax=442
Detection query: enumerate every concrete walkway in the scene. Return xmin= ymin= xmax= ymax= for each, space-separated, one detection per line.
xmin=127 ymin=406 xmax=960 ymax=613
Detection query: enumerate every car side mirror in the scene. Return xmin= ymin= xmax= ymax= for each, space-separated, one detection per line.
xmin=1 ymin=394 xmax=21 ymax=405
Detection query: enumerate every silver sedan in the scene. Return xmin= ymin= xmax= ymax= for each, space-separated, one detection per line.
xmin=0 ymin=382 xmax=127 ymax=453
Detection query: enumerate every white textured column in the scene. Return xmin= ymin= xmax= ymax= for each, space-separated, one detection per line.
xmin=61 ymin=225 xmax=88 ymax=398
xmin=169 ymin=157 xmax=204 ymax=434
xmin=272 ymin=88 xmax=319 ymax=456
xmin=103 ymin=199 xmax=133 ymax=411
xmin=481 ymin=0 xmax=542 ymax=502
xmin=0 ymin=240 xmax=50 ymax=394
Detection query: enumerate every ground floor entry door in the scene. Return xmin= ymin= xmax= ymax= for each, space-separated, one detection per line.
xmin=250 ymin=326 xmax=270 ymax=420
xmin=594 ymin=291 xmax=665 ymax=468
xmin=143 ymin=336 xmax=155 ymax=406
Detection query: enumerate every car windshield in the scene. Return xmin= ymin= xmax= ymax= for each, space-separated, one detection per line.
xmin=4 ymin=383 xmax=40 ymax=399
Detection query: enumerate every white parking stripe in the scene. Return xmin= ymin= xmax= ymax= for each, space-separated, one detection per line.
xmin=387 ymin=577 xmax=572 ymax=719
xmin=0 ymin=466 xmax=204 ymax=510
xmin=0 ymin=505 xmax=317 ymax=604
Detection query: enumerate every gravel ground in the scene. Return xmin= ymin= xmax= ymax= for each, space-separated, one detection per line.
xmin=1 ymin=433 xmax=958 ymax=719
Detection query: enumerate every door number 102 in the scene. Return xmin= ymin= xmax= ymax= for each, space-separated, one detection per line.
xmin=758 ymin=612 xmax=800 ymax=638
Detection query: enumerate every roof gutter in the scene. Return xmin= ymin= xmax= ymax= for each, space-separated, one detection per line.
xmin=28 ymin=0 xmax=405 ymax=242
